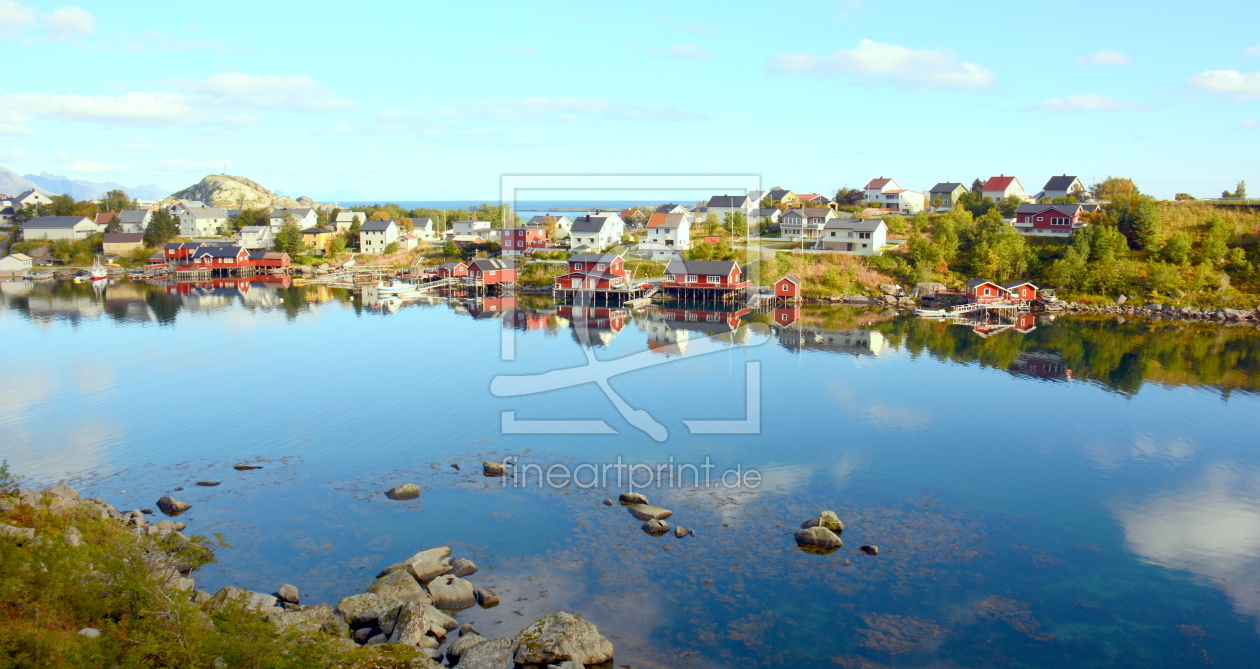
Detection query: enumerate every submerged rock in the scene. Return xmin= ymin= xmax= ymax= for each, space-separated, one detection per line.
xmin=818 ymin=510 xmax=844 ymax=532
xmin=514 ymin=611 xmax=614 ymax=665
xmin=156 ymin=496 xmax=191 ymax=517
xmin=482 ymin=461 xmax=507 ymax=477
xmin=641 ymin=519 xmax=670 ymax=536
xmin=233 ymin=465 xmax=263 ymax=471
xmin=602 ymin=498 xmax=614 ymax=506
xmin=674 ymin=525 xmax=689 ymax=538
xmin=475 ymin=588 xmax=499 ymax=608
xmin=195 ymin=481 xmax=220 ymax=487
xmin=860 ymin=544 xmax=880 ymax=556
xmin=428 ymin=576 xmax=476 ymax=610
xmin=618 ymin=492 xmax=648 ymax=505
xmin=385 ymin=483 xmax=421 ymax=501
xmin=626 ymin=504 xmax=672 ymax=521
xmin=794 ymin=526 xmax=842 ymax=553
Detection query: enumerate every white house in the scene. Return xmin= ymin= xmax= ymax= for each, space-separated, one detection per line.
xmin=237 ymin=225 xmax=276 ymax=250
xmin=569 ymin=214 xmax=625 ymax=251
xmin=750 ymin=207 xmax=781 ymax=230
xmin=641 ymin=212 xmax=691 ymax=259
xmin=23 ymin=216 xmax=99 ymax=241
xmin=179 ymin=207 xmax=230 ymax=236
xmin=399 ymin=233 xmax=420 ymax=251
xmin=981 ymin=175 xmax=1032 ymax=203
xmin=360 ymin=219 xmax=400 ymax=253
xmin=817 ymin=218 xmax=888 ymax=255
xmin=779 ymin=208 xmax=836 ymax=239
xmin=331 ymin=210 xmax=366 ymax=233
xmin=1038 ymin=175 xmax=1086 ymax=201
xmin=412 ymin=217 xmax=437 ymax=240
xmin=269 ymin=208 xmax=318 ymax=229
xmin=167 ymin=200 xmax=207 ymax=217
xmin=697 ymin=194 xmax=755 ymax=223
xmin=0 ymin=197 xmax=14 ymax=227
xmin=525 ymin=215 xmax=573 ymax=240
xmin=117 ymin=209 xmax=152 ymax=234
xmin=863 ymin=177 xmax=924 ymax=214
xmin=0 ymin=253 xmax=33 ymax=277
xmin=450 ymin=220 xmax=492 ymax=238
xmin=14 ymin=190 xmax=52 ymax=208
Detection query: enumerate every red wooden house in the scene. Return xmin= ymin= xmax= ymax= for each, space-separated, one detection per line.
xmin=164 ymin=242 xmax=205 ymax=262
xmin=774 ymin=274 xmax=801 ymax=300
xmin=1003 ymin=281 xmax=1039 ymax=303
xmin=662 ymin=259 xmax=749 ymax=291
xmin=964 ymin=279 xmax=1009 ymax=304
xmin=555 ymin=253 xmax=630 ymax=291
xmin=467 ymin=258 xmax=517 ymax=285
xmin=1012 ymin=204 xmax=1098 ymax=237
xmin=191 ymin=245 xmax=251 ymax=268
xmin=247 ymin=250 xmax=292 ymax=269
xmin=775 ymin=306 xmax=800 ymax=326
xmin=659 ymin=306 xmax=751 ymax=335
xmin=500 ymin=227 xmax=548 ymax=257
xmin=436 ymin=261 xmax=468 ymax=278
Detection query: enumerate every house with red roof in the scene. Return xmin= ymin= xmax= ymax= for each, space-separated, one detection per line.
xmin=863 ymin=177 xmax=924 ymax=214
xmin=981 ymin=175 xmax=1031 ymax=204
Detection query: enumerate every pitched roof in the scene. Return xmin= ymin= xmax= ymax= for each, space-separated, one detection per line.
xmin=1014 ymin=204 xmax=1084 ymax=215
xmin=654 ymin=204 xmax=686 ymax=213
xmin=95 ymin=211 xmax=119 ymax=226
xmin=1042 ymin=175 xmax=1081 ymax=191
xmin=195 ymin=245 xmax=248 ymax=258
xmin=768 ymin=189 xmax=794 ymax=200
xmin=782 ymin=208 xmax=833 ymax=218
xmin=1002 ymin=281 xmax=1038 ymax=290
xmin=778 ymin=274 xmax=801 ymax=285
xmin=102 ymin=233 xmax=143 ymax=243
xmin=7 ymin=253 xmax=31 ymax=261
xmin=569 ymin=253 xmax=622 ymax=264
xmin=438 ymin=261 xmax=466 ymax=270
xmin=239 ymin=225 xmax=272 ymax=234
xmin=648 ymin=213 xmax=687 ymax=229
xmin=270 ymin=208 xmax=314 ymax=217
xmin=929 ymin=182 xmax=964 ymax=193
xmin=864 ymin=178 xmax=894 ymax=190
xmin=965 ymin=278 xmax=1006 ymax=289
xmin=25 ymin=216 xmax=93 ymax=228
xmin=982 ymin=176 xmax=1019 ymax=192
xmin=118 ymin=209 xmax=151 ymax=224
xmin=571 ymin=215 xmax=618 ymax=233
xmin=823 ymin=218 xmax=884 ymax=232
xmin=301 ymin=227 xmax=334 ymax=234
xmin=360 ymin=220 xmax=396 ymax=232
xmin=469 ymin=258 xmax=515 ymax=271
xmin=183 ymin=207 xmax=228 ymax=219
xmin=705 ymin=195 xmax=750 ymax=208
xmin=665 ymin=259 xmax=740 ymax=276
xmin=413 ymin=217 xmax=434 ymax=226
xmin=750 ymin=208 xmax=779 ymax=217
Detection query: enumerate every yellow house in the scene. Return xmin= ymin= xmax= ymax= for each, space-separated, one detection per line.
xmin=301 ymin=227 xmax=335 ymax=255
xmin=767 ymin=189 xmax=799 ymax=208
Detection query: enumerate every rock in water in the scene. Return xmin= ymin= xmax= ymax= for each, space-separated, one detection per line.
xmin=385 ymin=483 xmax=420 ymax=501
xmin=459 ymin=637 xmax=515 ymax=669
xmin=618 ymin=492 xmax=648 ymax=505
xmin=626 ymin=504 xmax=672 ymax=521
xmin=843 ymin=559 xmax=852 ymax=567
xmin=277 ymin=584 xmax=299 ymax=604
xmin=428 ymin=576 xmax=477 ymax=610
xmin=156 ymin=496 xmax=191 ymax=517
xmin=386 ymin=602 xmax=434 ymax=646
xmin=818 ymin=510 xmax=844 ymax=532
xmin=445 ymin=631 xmax=485 ymax=664
xmin=602 ymin=498 xmax=614 ymax=506
xmin=514 ymin=611 xmax=615 ymax=665
xmin=448 ymin=557 xmax=477 ymax=577
xmin=475 ymin=588 xmax=499 ymax=608
xmin=195 ymin=481 xmax=220 ymax=487
xmin=794 ymin=526 xmax=842 ymax=553
xmin=860 ymin=544 xmax=880 ymax=556
xmin=367 ymin=570 xmax=431 ymax=605
xmin=336 ymin=592 xmax=400 ymax=627
xmin=41 ymin=483 xmax=80 ymax=506
xmin=233 ymin=465 xmax=263 ymax=471
xmin=482 ymin=461 xmax=507 ymax=477
xmin=642 ymin=519 xmax=670 ymax=536
xmin=377 ymin=546 xmax=452 ymax=580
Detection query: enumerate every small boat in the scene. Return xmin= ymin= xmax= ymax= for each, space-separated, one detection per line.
xmin=30 ymin=271 xmax=54 ymax=281
xmin=914 ymin=308 xmax=950 ymax=318
xmin=90 ymin=256 xmax=108 ymax=281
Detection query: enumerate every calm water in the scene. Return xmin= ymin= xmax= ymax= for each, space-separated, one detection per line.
xmin=4 ymin=279 xmax=1260 ymax=668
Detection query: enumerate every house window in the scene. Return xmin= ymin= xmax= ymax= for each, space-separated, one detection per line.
xmin=597 ymin=264 xmax=606 ymax=270
xmin=984 ymin=288 xmax=991 ymax=296
xmin=1036 ymin=216 xmax=1043 ymax=222
xmin=781 ymin=284 xmax=789 ymax=292
xmin=574 ymin=263 xmax=583 ymax=270
xmin=859 ymin=232 xmax=871 ymax=239
xmin=685 ymin=274 xmax=697 ymax=282
xmin=708 ymin=276 xmax=721 ymax=284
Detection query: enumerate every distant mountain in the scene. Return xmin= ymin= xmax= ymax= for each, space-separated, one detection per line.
xmin=163 ymin=174 xmax=315 ymax=210
xmin=0 ymin=166 xmax=47 ymax=197
xmin=22 ymin=172 xmax=168 ymax=202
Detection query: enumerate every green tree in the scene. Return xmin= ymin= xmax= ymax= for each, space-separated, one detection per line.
xmin=143 ymin=209 xmax=179 ymax=247
xmin=997 ymin=195 xmax=1023 ymax=218
xmin=347 ymin=220 xmax=361 ymax=247
xmin=1160 ymin=232 xmax=1192 ymax=265
xmin=273 ymin=220 xmax=303 ymax=255
xmin=384 ymin=241 xmax=400 ymax=254
xmin=704 ymin=212 xmax=721 ymax=236
xmin=1090 ymin=176 xmax=1139 ymax=202
xmin=885 ymin=213 xmax=907 ymax=235
xmin=98 ymin=188 xmax=131 ymax=213
xmin=759 ymin=196 xmax=773 ymax=209
xmin=1106 ymin=194 xmax=1160 ymax=251
xmin=48 ymin=194 xmax=78 ymax=216
xmin=1198 ymin=216 xmax=1233 ymax=265
xmin=103 ymin=215 xmax=122 ymax=234
xmin=1222 ymin=181 xmax=1247 ymax=198
xmin=906 ymin=229 xmax=943 ymax=273
xmin=970 ymin=178 xmax=984 ymax=194
xmin=1045 ymin=246 xmax=1087 ymax=290
xmin=722 ymin=211 xmax=747 ymax=236
xmin=441 ymin=240 xmax=458 ymax=258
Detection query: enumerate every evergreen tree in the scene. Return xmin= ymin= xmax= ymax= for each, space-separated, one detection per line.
xmin=273 ymin=221 xmax=303 ymax=255
xmin=143 ymin=210 xmax=179 ymax=247
xmin=1107 ymin=194 xmax=1160 ymax=251
xmin=103 ymin=215 xmax=122 ymax=234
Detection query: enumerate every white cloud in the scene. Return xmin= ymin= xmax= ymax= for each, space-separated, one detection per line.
xmin=1034 ymin=94 xmax=1147 ymax=112
xmin=1186 ymin=69 xmax=1260 ymax=100
xmin=648 ymin=42 xmax=715 ymax=60
xmin=119 ymin=136 xmax=155 ymax=150
xmin=435 ymin=97 xmax=708 ymax=123
xmin=0 ymin=91 xmax=196 ymax=127
xmin=66 ymin=160 xmax=124 ymax=174
xmin=167 ymin=73 xmax=356 ymax=111
xmin=1245 ymin=45 xmax=1260 ymax=58
xmin=1076 ymin=48 xmax=1130 ymax=67
xmin=0 ymin=146 xmax=28 ymax=161
xmin=43 ymin=6 xmax=95 ymax=41
xmin=768 ymin=39 xmax=995 ymax=89
xmin=0 ymin=122 xmax=35 ymax=135
xmin=502 ymin=44 xmax=537 ymax=55
xmin=0 ymin=0 xmax=36 ymax=37
xmin=1244 ymin=119 xmax=1258 ymax=128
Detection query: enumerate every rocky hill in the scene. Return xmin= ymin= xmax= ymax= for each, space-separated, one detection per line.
xmin=162 ymin=174 xmax=316 ymax=210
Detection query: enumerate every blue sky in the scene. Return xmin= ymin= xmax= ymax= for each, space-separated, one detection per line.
xmin=1 ymin=0 xmax=1258 ymax=201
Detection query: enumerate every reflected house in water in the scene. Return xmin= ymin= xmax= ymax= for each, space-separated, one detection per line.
xmin=466 ymin=295 xmax=517 ymax=320
xmin=1008 ymin=351 xmax=1073 ymax=381
xmin=558 ymin=305 xmax=628 ymax=346
xmin=776 ymin=323 xmax=887 ymax=356
xmin=637 ymin=305 xmax=752 ymax=356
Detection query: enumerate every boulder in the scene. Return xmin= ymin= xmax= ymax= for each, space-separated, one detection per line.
xmin=41 ymin=483 xmax=80 ymax=506
xmin=618 ymin=491 xmax=649 ymax=505
xmin=407 ymin=559 xmax=452 ymax=583
xmin=448 ymin=557 xmax=477 ymax=577
xmin=641 ymin=519 xmax=670 ymax=536
xmin=912 ymin=282 xmax=946 ymax=298
xmin=482 ymin=461 xmax=507 ymax=477
xmin=427 ymin=576 xmax=477 ymax=610
xmin=337 ymin=592 xmax=401 ymax=627
xmin=860 ymin=544 xmax=880 ymax=556
xmin=64 ymin=526 xmax=82 ymax=547
xmin=475 ymin=588 xmax=499 ymax=608
xmin=153 ymin=520 xmax=186 ymax=532
xmin=674 ymin=525 xmax=689 ymax=538
xmin=385 ymin=483 xmax=421 ymax=501
xmin=514 ymin=611 xmax=614 ymax=666
xmin=366 ymin=633 xmax=388 ymax=645
xmin=386 ymin=602 xmax=435 ymax=646
xmin=353 ymin=627 xmax=374 ymax=643
xmin=0 ymin=522 xmax=36 ymax=543
xmin=459 ymin=623 xmax=480 ymax=637
xmin=878 ymin=283 xmax=903 ymax=296
xmin=78 ymin=628 xmax=101 ymax=638
xmin=602 ymin=498 xmax=614 ymax=506
xmin=367 ymin=570 xmax=431 ymax=605
xmin=1115 ymin=294 xmax=1128 ymax=306
xmin=626 ymin=504 xmax=672 ymax=521
xmin=278 ymin=584 xmax=300 ymax=605
xmin=156 ymin=496 xmax=191 ymax=517
xmin=818 ymin=510 xmax=844 ymax=532
xmin=195 ymin=481 xmax=221 ymax=487
xmin=271 ymin=604 xmax=349 ymax=638
xmin=794 ymin=526 xmax=842 ymax=550
xmin=426 ymin=605 xmax=458 ymax=635
xmin=378 ymin=546 xmax=452 ymax=579
xmin=445 ymin=632 xmax=485 ymax=664
xmin=233 ymin=465 xmax=263 ymax=471
xmin=458 ymin=637 xmax=515 ymax=669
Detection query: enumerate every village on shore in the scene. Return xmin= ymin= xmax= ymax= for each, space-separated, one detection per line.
xmin=2 ymin=173 xmax=1259 ymax=327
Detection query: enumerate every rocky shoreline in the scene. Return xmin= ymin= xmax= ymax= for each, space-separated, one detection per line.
xmin=1 ymin=482 xmax=616 ymax=669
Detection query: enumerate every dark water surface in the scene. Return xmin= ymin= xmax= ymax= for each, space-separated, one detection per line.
xmin=3 ymin=279 xmax=1260 ymax=668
